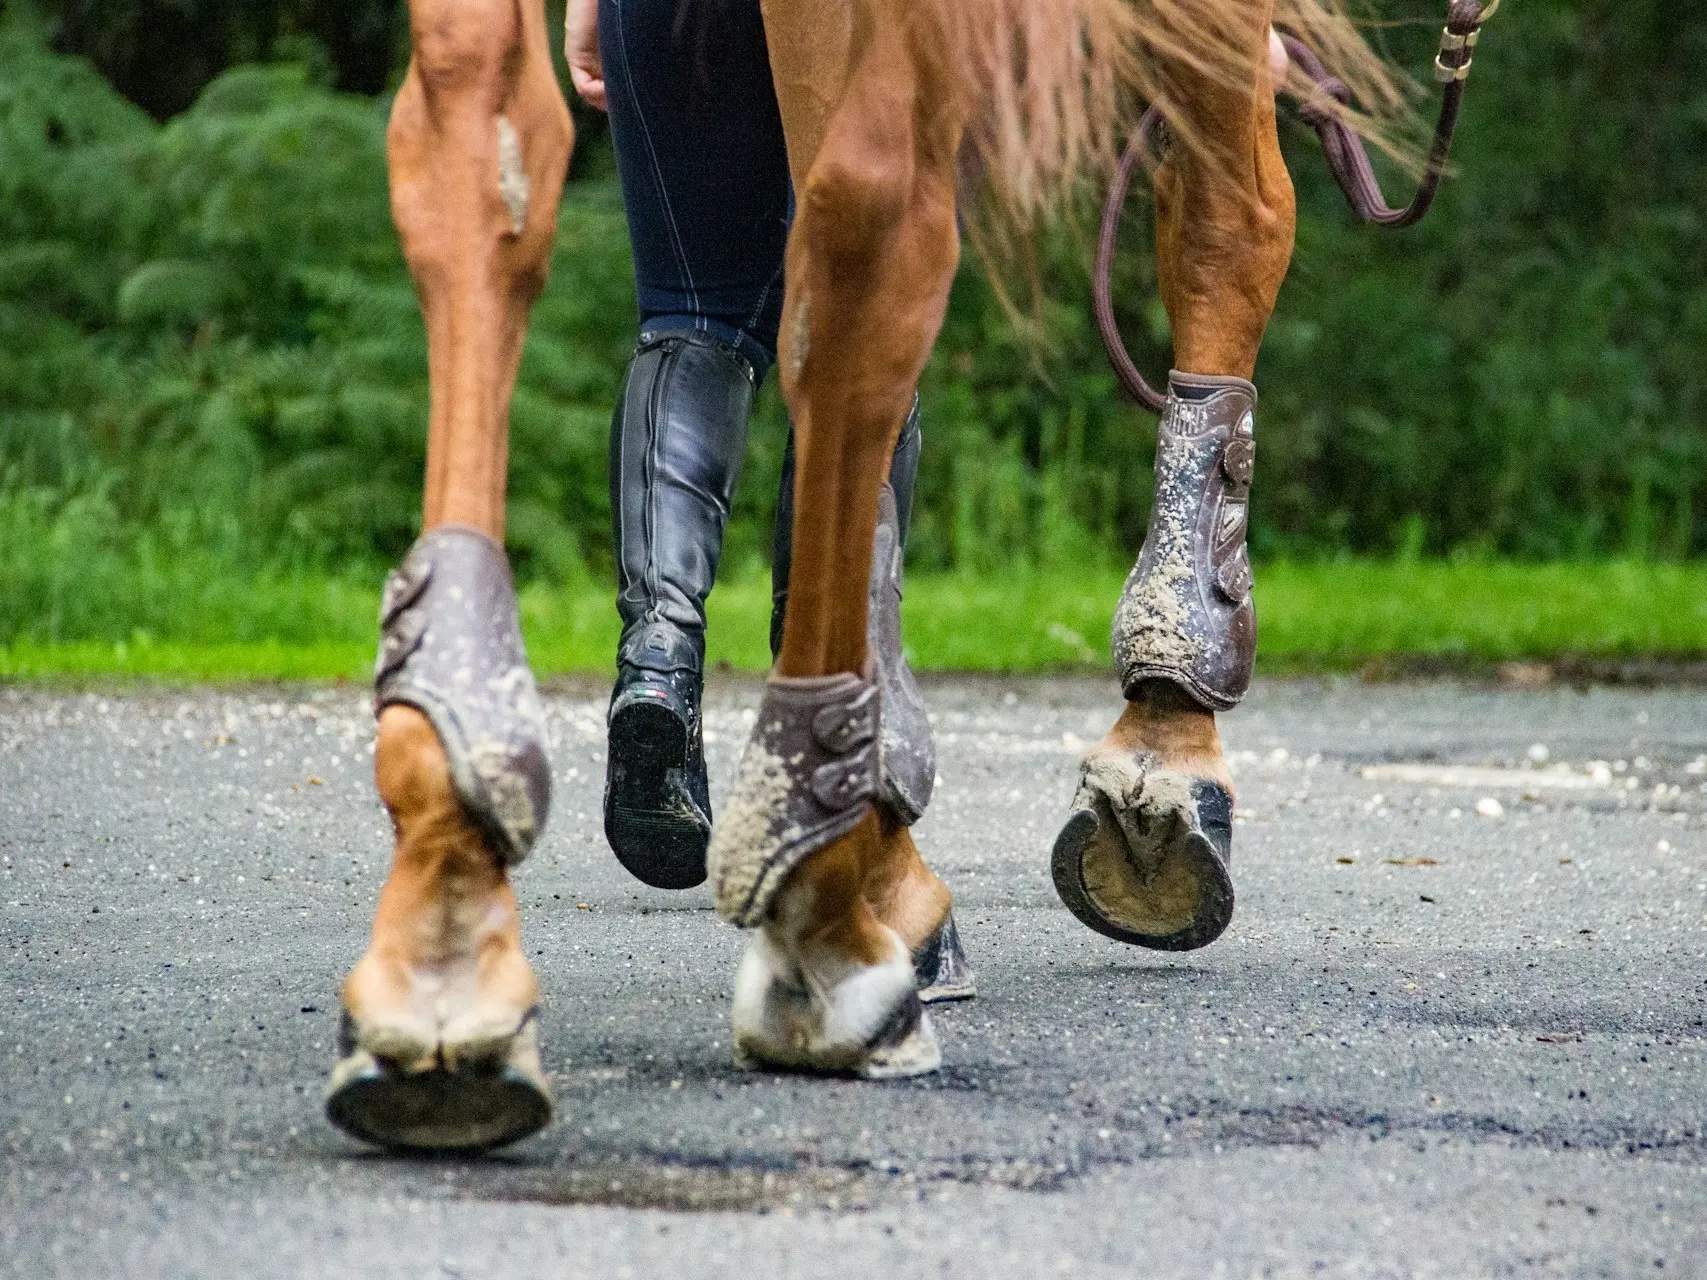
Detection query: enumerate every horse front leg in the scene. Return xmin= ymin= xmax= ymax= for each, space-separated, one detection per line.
xmin=327 ymin=0 xmax=572 ymax=1153
xmin=1053 ymin=0 xmax=1294 ymax=952
xmin=708 ymin=12 xmax=965 ymax=1077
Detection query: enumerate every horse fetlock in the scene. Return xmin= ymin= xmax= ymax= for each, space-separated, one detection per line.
xmin=374 ymin=707 xmax=507 ymax=891
xmin=341 ymin=912 xmax=538 ymax=1060
xmin=862 ymin=820 xmax=952 ymax=953
xmin=731 ymin=920 xmax=939 ymax=1078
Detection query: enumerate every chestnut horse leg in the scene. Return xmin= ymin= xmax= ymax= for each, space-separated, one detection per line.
xmin=327 ymin=0 xmax=572 ymax=1153
xmin=759 ymin=0 xmax=961 ymax=991
xmin=711 ymin=0 xmax=963 ymax=1076
xmin=1052 ymin=1 xmax=1294 ymax=951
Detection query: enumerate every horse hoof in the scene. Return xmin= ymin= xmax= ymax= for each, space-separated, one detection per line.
xmin=733 ymin=1004 xmax=941 ymax=1080
xmin=325 ymin=1011 xmax=551 ymax=1154
xmin=858 ymin=1002 xmax=943 ymax=1079
xmin=1051 ymin=753 xmax=1234 ymax=952
xmin=730 ymin=929 xmax=942 ymax=1078
xmin=912 ymin=910 xmax=977 ymax=1003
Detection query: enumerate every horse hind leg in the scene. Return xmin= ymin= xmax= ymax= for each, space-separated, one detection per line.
xmin=1053 ymin=0 xmax=1293 ymax=952
xmin=327 ymin=0 xmax=572 ymax=1154
xmin=714 ymin=6 xmax=965 ymax=1076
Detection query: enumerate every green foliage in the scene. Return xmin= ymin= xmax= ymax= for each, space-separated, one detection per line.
xmin=1254 ymin=0 xmax=1707 ymax=559
xmin=0 ymin=19 xmax=634 ymax=645
xmin=32 ymin=0 xmax=406 ymax=118
xmin=6 ymin=562 xmax=1705 ymax=680
xmin=0 ymin=2 xmax=1704 ymax=653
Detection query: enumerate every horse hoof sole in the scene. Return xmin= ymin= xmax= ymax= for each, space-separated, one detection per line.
xmin=1051 ymin=774 xmax=1235 ymax=952
xmin=325 ymin=1049 xmax=551 ymax=1154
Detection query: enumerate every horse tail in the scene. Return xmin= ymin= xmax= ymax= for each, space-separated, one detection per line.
xmin=916 ymin=0 xmax=1415 ymax=243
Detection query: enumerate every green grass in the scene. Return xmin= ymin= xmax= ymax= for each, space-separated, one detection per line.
xmin=2 ymin=561 xmax=1704 ymax=682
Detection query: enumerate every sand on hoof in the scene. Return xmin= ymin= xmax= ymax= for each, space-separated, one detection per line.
xmin=1075 ymin=755 xmax=1203 ymax=936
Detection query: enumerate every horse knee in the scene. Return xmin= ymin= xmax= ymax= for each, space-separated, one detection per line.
xmin=407 ymin=0 xmax=520 ymax=99
xmin=390 ymin=0 xmax=569 ymax=283
xmin=801 ymin=124 xmax=912 ymax=263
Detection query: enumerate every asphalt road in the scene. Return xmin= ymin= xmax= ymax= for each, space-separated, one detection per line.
xmin=3 ymin=676 xmax=1706 ymax=1278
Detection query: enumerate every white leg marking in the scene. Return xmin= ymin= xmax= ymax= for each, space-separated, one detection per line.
xmin=497 ymin=116 xmax=530 ymax=236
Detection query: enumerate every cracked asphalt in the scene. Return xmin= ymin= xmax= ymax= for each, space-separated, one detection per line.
xmin=3 ymin=676 xmax=1706 ymax=1277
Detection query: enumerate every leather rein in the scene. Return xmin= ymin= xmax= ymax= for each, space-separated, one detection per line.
xmin=1093 ymin=0 xmax=1500 ymax=414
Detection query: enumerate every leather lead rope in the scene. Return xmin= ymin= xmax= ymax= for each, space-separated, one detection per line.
xmin=1094 ymin=0 xmax=1500 ymax=414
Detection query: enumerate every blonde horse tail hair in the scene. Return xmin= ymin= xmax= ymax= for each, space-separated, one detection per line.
xmin=916 ymin=0 xmax=1417 ymax=273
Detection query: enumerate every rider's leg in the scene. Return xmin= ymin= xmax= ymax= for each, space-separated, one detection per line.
xmin=599 ymin=0 xmax=790 ymax=889
xmin=710 ymin=0 xmax=966 ymax=1075
xmin=330 ymin=0 xmax=571 ymax=1153
xmin=1053 ymin=0 xmax=1294 ymax=951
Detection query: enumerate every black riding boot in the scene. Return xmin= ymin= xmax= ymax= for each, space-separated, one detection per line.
xmin=605 ymin=329 xmax=756 ymax=890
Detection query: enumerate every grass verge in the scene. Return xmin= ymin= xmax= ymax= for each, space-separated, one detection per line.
xmin=1 ymin=561 xmax=1703 ymax=682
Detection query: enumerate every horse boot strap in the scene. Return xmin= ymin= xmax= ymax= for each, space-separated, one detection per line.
xmin=772 ymin=399 xmax=932 ymax=824
xmin=1112 ymin=371 xmax=1257 ymax=712
xmin=870 ymin=479 xmax=935 ymax=825
xmin=374 ymin=525 xmax=552 ymax=865
xmin=709 ymin=671 xmax=881 ymax=928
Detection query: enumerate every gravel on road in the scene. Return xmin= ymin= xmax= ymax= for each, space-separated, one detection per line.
xmin=2 ymin=677 xmax=1705 ymax=1277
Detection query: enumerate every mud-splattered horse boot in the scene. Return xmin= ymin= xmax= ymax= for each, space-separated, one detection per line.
xmin=326 ymin=525 xmax=554 ymax=1152
xmin=1053 ymin=372 xmax=1254 ymax=951
xmin=773 ymin=403 xmax=974 ymax=1004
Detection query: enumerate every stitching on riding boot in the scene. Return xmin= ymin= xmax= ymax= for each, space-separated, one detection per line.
xmin=643 ymin=340 xmax=671 ymax=626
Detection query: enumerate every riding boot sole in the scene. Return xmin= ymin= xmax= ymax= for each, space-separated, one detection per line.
xmin=1051 ymin=763 xmax=1235 ymax=952
xmin=605 ymin=698 xmax=710 ymax=890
